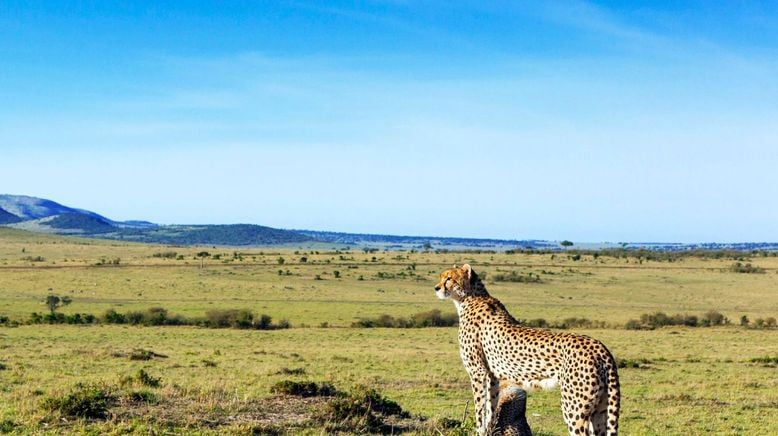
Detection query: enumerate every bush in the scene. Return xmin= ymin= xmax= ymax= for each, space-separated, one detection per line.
xmin=103 ymin=309 xmax=126 ymax=324
xmin=0 ymin=419 xmax=16 ymax=432
xmin=749 ymin=356 xmax=778 ymax=365
xmin=352 ymin=310 xmax=458 ymax=328
xmin=270 ymin=380 xmax=337 ymax=397
xmin=321 ymin=385 xmax=408 ymax=433
xmin=492 ymin=270 xmax=543 ymax=283
xmin=128 ymin=349 xmax=168 ymax=361
xmin=42 ymin=384 xmax=115 ymax=419
xmin=205 ymin=309 xmax=255 ymax=328
xmin=616 ymin=358 xmax=652 ymax=369
xmin=128 ymin=369 xmax=161 ymax=388
xmin=729 ymin=262 xmax=765 ymax=273
xmin=125 ymin=390 xmax=158 ymax=404
xmin=701 ymin=310 xmax=727 ymax=326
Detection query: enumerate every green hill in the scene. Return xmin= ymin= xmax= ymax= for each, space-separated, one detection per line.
xmin=115 ymin=224 xmax=313 ymax=246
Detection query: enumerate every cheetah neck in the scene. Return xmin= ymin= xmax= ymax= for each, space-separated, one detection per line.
xmin=466 ymin=277 xmax=490 ymax=297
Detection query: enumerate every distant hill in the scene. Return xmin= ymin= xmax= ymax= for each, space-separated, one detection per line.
xmin=0 ymin=206 xmax=22 ymax=224
xmin=0 ymin=194 xmax=313 ymax=246
xmin=117 ymin=224 xmax=312 ymax=245
xmin=46 ymin=212 xmax=117 ymax=234
xmin=0 ymin=194 xmax=110 ymax=221
xmin=2 ymin=194 xmax=777 ymax=250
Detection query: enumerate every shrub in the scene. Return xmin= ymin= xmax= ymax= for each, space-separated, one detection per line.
xmin=42 ymin=384 xmax=115 ymax=419
xmin=135 ymin=369 xmax=161 ymax=387
xmin=492 ymin=270 xmax=543 ymax=283
xmin=352 ymin=310 xmax=458 ymax=328
xmin=257 ymin=314 xmax=272 ymax=330
xmin=270 ymin=380 xmax=337 ymax=397
xmin=616 ymin=358 xmax=652 ymax=369
xmin=320 ymin=385 xmax=408 ymax=433
xmin=625 ymin=319 xmax=650 ymax=330
xmin=103 ymin=309 xmax=126 ymax=324
xmin=729 ymin=262 xmax=765 ymax=273
xmin=128 ymin=349 xmax=168 ymax=361
xmin=125 ymin=390 xmax=158 ymax=404
xmin=749 ymin=356 xmax=778 ymax=365
xmin=701 ymin=310 xmax=727 ymax=326
xmin=276 ymin=367 xmax=306 ymax=375
xmin=0 ymin=419 xmax=16 ymax=432
xmin=205 ymin=309 xmax=255 ymax=328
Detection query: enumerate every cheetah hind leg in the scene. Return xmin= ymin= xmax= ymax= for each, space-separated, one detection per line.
xmin=588 ymin=389 xmax=609 ymax=436
xmin=560 ymin=386 xmax=598 ymax=436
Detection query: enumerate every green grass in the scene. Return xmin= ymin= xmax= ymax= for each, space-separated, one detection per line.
xmin=1 ymin=228 xmax=778 ymax=434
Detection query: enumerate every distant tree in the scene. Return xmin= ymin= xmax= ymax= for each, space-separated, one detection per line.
xmin=44 ymin=295 xmax=71 ymax=314
xmin=740 ymin=315 xmax=750 ymax=327
xmin=196 ymin=251 xmax=210 ymax=269
xmin=277 ymin=257 xmax=285 ymax=265
xmin=333 ymin=270 xmax=340 ymax=279
xmin=560 ymin=240 xmax=574 ymax=248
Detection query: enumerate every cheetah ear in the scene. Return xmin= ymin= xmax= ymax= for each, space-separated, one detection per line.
xmin=462 ymin=264 xmax=472 ymax=281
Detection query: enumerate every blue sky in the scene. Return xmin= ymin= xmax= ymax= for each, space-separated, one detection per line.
xmin=2 ymin=1 xmax=777 ymax=242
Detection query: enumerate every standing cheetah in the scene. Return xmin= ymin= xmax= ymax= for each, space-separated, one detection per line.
xmin=435 ymin=264 xmax=620 ymax=436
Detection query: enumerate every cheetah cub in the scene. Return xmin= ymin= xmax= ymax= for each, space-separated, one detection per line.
xmin=435 ymin=264 xmax=620 ymax=436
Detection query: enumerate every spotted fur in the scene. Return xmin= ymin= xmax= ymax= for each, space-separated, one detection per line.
xmin=435 ymin=264 xmax=620 ymax=436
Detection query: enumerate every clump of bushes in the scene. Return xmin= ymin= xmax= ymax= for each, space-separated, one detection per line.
xmin=352 ymin=309 xmax=458 ymax=328
xmin=127 ymin=349 xmax=168 ymax=361
xmin=270 ymin=380 xmax=337 ymax=397
xmin=121 ymin=369 xmax=161 ymax=388
xmin=322 ymin=385 xmax=408 ymax=433
xmin=29 ymin=312 xmax=96 ymax=324
xmin=492 ymin=270 xmax=543 ymax=283
xmin=616 ymin=358 xmax=653 ymax=369
xmin=42 ymin=383 xmax=115 ymax=419
xmin=729 ymin=262 xmax=765 ymax=273
xmin=625 ymin=310 xmax=728 ymax=330
xmin=749 ymin=356 xmax=778 ymax=366
xmin=521 ymin=317 xmax=607 ymax=329
xmin=203 ymin=309 xmax=289 ymax=330
xmin=269 ymin=380 xmax=411 ymax=433
xmin=21 ymin=307 xmax=291 ymax=330
xmin=276 ymin=367 xmax=306 ymax=376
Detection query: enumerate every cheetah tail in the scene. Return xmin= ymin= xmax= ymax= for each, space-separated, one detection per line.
xmin=606 ymin=362 xmax=621 ymax=436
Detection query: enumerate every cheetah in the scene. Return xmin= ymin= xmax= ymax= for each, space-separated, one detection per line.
xmin=435 ymin=264 xmax=620 ymax=436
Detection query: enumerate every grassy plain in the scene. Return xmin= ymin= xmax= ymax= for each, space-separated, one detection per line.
xmin=1 ymin=227 xmax=778 ymax=434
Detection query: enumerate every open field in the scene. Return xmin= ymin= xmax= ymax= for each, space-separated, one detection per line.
xmin=1 ymin=227 xmax=778 ymax=434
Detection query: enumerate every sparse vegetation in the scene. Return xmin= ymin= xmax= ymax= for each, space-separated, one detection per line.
xmin=1 ymin=229 xmax=778 ymax=434
xmin=42 ymin=383 xmax=115 ymax=419
xmin=492 ymin=270 xmax=543 ymax=283
xmin=729 ymin=262 xmax=766 ymax=273
xmin=352 ymin=309 xmax=458 ymax=328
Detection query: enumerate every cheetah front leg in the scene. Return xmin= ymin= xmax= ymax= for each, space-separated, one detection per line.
xmin=466 ymin=365 xmax=500 ymax=436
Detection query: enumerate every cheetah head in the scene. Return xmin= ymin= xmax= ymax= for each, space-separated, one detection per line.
xmin=434 ymin=264 xmax=475 ymax=301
